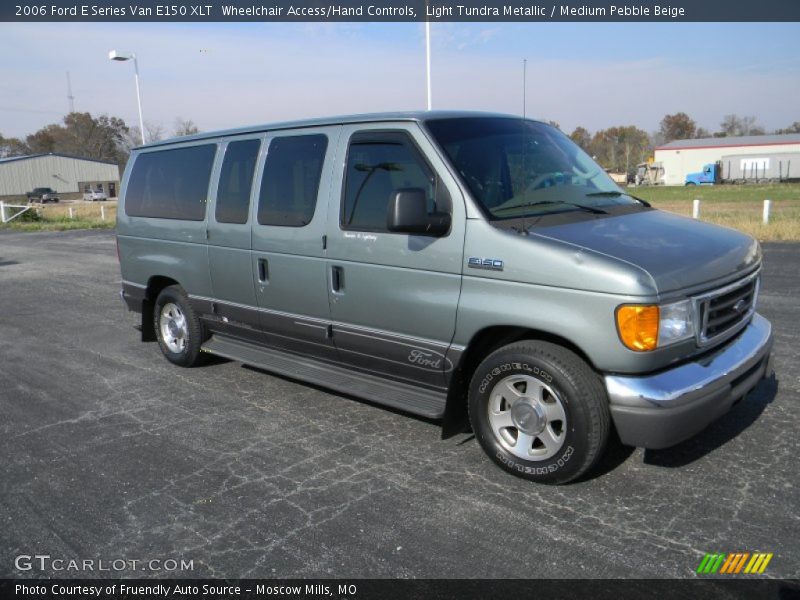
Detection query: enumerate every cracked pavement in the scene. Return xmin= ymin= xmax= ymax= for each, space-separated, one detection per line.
xmin=0 ymin=229 xmax=797 ymax=579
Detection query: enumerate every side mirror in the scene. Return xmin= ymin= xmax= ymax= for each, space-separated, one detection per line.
xmin=387 ymin=188 xmax=451 ymax=237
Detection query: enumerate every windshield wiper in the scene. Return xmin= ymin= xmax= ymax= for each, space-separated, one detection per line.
xmin=586 ymin=190 xmax=651 ymax=207
xmin=628 ymin=193 xmax=651 ymax=207
xmin=494 ymin=200 xmax=607 ymax=215
xmin=585 ymin=190 xmax=623 ymax=197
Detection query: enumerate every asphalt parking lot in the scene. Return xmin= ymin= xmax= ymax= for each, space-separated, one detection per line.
xmin=0 ymin=229 xmax=797 ymax=579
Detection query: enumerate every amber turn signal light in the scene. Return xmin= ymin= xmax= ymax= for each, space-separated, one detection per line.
xmin=616 ymin=305 xmax=660 ymax=351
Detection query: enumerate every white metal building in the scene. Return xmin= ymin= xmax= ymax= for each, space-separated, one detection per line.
xmin=0 ymin=153 xmax=120 ymax=199
xmin=654 ymin=133 xmax=800 ymax=185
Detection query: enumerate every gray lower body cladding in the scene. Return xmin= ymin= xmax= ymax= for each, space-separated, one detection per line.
xmin=605 ymin=313 xmax=773 ymax=449
xmin=201 ymin=335 xmax=447 ymax=419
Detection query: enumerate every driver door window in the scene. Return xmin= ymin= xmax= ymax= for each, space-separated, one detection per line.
xmin=341 ymin=133 xmax=435 ymax=232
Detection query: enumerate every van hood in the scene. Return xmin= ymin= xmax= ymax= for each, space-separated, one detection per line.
xmin=531 ymin=209 xmax=761 ymax=294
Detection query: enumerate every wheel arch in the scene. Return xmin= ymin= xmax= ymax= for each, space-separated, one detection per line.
xmin=442 ymin=325 xmax=597 ymax=436
xmin=139 ymin=275 xmax=181 ymax=341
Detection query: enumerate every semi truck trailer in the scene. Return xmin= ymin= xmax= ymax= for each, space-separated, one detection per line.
xmin=685 ymin=152 xmax=799 ymax=185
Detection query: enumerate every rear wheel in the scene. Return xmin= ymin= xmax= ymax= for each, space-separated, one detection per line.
xmin=468 ymin=341 xmax=610 ymax=484
xmin=153 ymin=285 xmax=206 ymax=367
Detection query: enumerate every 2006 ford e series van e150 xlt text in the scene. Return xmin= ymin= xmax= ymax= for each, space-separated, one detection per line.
xmin=117 ymin=112 xmax=773 ymax=484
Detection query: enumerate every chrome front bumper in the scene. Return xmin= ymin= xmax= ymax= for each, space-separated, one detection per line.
xmin=605 ymin=313 xmax=773 ymax=449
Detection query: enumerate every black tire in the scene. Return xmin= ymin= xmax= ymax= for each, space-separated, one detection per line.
xmin=468 ymin=341 xmax=610 ymax=484
xmin=153 ymin=285 xmax=206 ymax=367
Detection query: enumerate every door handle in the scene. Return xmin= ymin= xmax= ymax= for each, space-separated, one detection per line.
xmin=331 ymin=266 xmax=344 ymax=294
xmin=258 ymin=258 xmax=269 ymax=283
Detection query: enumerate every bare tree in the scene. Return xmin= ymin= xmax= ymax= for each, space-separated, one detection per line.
xmin=719 ymin=114 xmax=764 ymax=137
xmin=695 ymin=127 xmax=711 ymax=139
xmin=774 ymin=121 xmax=800 ymax=134
xmin=173 ymin=118 xmax=200 ymax=137
xmin=144 ymin=122 xmax=165 ymax=143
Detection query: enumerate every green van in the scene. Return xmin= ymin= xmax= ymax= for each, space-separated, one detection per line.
xmin=118 ymin=112 xmax=773 ymax=483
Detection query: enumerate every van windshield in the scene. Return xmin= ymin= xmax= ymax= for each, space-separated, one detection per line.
xmin=426 ymin=117 xmax=638 ymax=220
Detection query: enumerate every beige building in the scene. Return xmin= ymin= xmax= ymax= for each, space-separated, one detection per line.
xmin=0 ymin=153 xmax=120 ymax=200
xmin=654 ymin=133 xmax=800 ymax=186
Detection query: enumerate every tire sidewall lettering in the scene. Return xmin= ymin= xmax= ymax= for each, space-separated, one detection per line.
xmin=478 ymin=361 xmax=553 ymax=395
xmin=495 ymin=445 xmax=574 ymax=475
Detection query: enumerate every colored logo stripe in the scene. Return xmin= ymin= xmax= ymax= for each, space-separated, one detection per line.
xmin=697 ymin=553 xmax=725 ymax=574
xmin=697 ymin=552 xmax=773 ymax=574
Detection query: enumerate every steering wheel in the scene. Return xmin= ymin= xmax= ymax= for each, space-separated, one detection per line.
xmin=572 ymin=164 xmax=597 ymax=179
xmin=525 ymin=172 xmax=562 ymax=194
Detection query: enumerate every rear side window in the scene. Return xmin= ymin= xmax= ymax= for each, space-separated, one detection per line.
xmin=215 ymin=139 xmax=260 ymax=224
xmin=257 ymin=134 xmax=327 ymax=227
xmin=125 ymin=144 xmax=217 ymax=220
xmin=341 ymin=133 xmax=435 ymax=232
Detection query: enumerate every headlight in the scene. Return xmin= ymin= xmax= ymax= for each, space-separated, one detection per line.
xmin=616 ymin=299 xmax=695 ymax=352
xmin=658 ymin=299 xmax=694 ymax=346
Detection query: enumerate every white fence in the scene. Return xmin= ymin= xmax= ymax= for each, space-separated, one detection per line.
xmin=0 ymin=201 xmax=32 ymax=223
xmin=692 ymin=198 xmax=774 ymax=223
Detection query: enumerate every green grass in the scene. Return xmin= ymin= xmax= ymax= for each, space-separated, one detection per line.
xmin=629 ymin=183 xmax=800 ymax=241
xmin=2 ymin=218 xmax=115 ymax=232
xmin=630 ymin=182 xmax=800 ymax=204
xmin=0 ymin=202 xmax=116 ymax=232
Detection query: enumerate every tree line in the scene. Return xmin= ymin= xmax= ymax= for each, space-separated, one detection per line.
xmin=566 ymin=113 xmax=799 ymax=177
xmin=1 ymin=110 xmax=798 ymax=179
xmin=0 ymin=113 xmax=200 ymax=169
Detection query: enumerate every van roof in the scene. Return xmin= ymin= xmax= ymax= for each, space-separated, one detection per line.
xmin=138 ymin=110 xmax=533 ymax=149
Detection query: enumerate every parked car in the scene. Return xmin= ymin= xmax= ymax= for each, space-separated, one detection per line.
xmin=84 ymin=189 xmax=108 ymax=201
xmin=26 ymin=187 xmax=59 ymax=203
xmin=117 ymin=112 xmax=773 ymax=484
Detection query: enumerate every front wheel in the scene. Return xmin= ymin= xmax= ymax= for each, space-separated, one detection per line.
xmin=153 ymin=285 xmax=206 ymax=367
xmin=468 ymin=341 xmax=610 ymax=484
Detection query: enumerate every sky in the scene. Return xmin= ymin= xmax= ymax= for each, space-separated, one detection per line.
xmin=0 ymin=21 xmax=799 ymax=140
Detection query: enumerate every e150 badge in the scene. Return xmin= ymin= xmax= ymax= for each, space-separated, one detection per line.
xmin=468 ymin=257 xmax=504 ymax=271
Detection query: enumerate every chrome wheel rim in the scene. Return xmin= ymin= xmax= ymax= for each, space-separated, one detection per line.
xmin=487 ymin=374 xmax=567 ymax=461
xmin=159 ymin=302 xmax=188 ymax=354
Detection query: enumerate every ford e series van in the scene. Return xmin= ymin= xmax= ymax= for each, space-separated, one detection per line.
xmin=117 ymin=112 xmax=773 ymax=483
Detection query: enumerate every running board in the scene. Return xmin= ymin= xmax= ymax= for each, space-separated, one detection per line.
xmin=201 ymin=335 xmax=447 ymax=419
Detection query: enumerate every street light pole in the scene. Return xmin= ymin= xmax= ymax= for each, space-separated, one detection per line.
xmin=425 ymin=19 xmax=432 ymax=110
xmin=131 ymin=56 xmax=145 ymax=144
xmin=109 ymin=50 xmax=145 ymax=144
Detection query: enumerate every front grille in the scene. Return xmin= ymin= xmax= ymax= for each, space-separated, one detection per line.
xmin=696 ymin=273 xmax=759 ymax=346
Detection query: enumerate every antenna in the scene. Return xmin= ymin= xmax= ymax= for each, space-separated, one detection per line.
xmin=66 ymin=71 xmax=75 ymax=113
xmin=522 ymin=59 xmax=527 ymax=118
